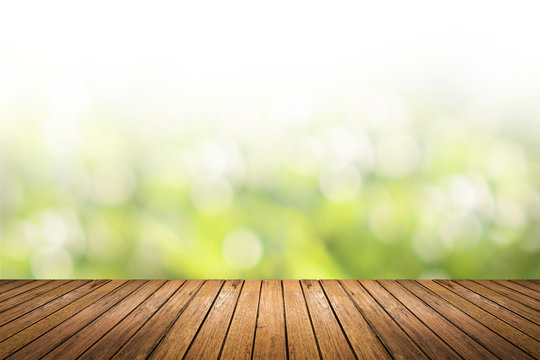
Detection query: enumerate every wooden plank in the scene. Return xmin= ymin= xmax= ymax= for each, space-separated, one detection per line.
xmin=112 ymin=280 xmax=204 ymax=359
xmin=399 ymin=279 xmax=533 ymax=359
xmin=0 ymin=280 xmax=88 ymax=327
xmin=301 ymin=280 xmax=356 ymax=359
xmin=513 ymin=280 xmax=540 ymax=293
xmin=340 ymin=280 xmax=428 ymax=359
xmin=282 ymin=280 xmax=320 ymax=360
xmin=79 ymin=280 xmax=185 ymax=360
xmin=0 ymin=280 xmax=108 ymax=343
xmin=497 ymin=280 xmax=540 ymax=300
xmin=0 ymin=281 xmax=67 ymax=314
xmin=477 ymin=280 xmax=540 ymax=310
xmin=435 ymin=280 xmax=540 ymax=341
xmin=0 ymin=281 xmax=51 ymax=303
xmin=184 ymin=280 xmax=243 ymax=360
xmin=0 ymin=280 xmax=126 ymax=359
xmin=379 ymin=280 xmax=494 ymax=359
xmin=361 ymin=280 xmax=459 ymax=360
xmin=220 ymin=280 xmax=261 ymax=360
xmin=457 ymin=280 xmax=540 ymax=323
xmin=8 ymin=280 xmax=146 ymax=359
xmin=42 ymin=280 xmax=165 ymax=359
xmin=252 ymin=280 xmax=287 ymax=360
xmin=149 ymin=280 xmax=224 ymax=359
xmin=419 ymin=280 xmax=540 ymax=358
xmin=321 ymin=280 xmax=390 ymax=360
xmin=0 ymin=281 xmax=31 ymax=293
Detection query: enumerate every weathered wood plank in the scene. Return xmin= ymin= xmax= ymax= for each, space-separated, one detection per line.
xmin=399 ymin=280 xmax=533 ymax=359
xmin=184 ymin=280 xmax=243 ymax=360
xmin=149 ymin=280 xmax=224 ymax=359
xmin=42 ymin=280 xmax=165 ymax=359
xmin=478 ymin=280 xmax=540 ymax=310
xmin=79 ymin=280 xmax=185 ymax=360
xmin=341 ymin=280 xmax=428 ymax=359
xmin=282 ymin=280 xmax=320 ymax=360
xmin=252 ymin=280 xmax=287 ymax=360
xmin=220 ymin=280 xmax=261 ymax=360
xmin=0 ymin=281 xmax=51 ymax=303
xmin=8 ymin=280 xmax=146 ymax=359
xmin=112 ymin=280 xmax=204 ymax=359
xmin=0 ymin=280 xmax=125 ymax=359
xmin=419 ymin=280 xmax=540 ymax=358
xmin=361 ymin=280 xmax=459 ymax=359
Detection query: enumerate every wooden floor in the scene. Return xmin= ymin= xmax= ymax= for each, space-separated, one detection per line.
xmin=0 ymin=280 xmax=538 ymax=359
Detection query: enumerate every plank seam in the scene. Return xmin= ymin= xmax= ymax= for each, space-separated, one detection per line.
xmin=145 ymin=280 xmax=207 ymax=359
xmin=4 ymin=280 xmax=131 ymax=359
xmin=417 ymin=280 xmax=538 ymax=359
xmin=250 ymin=279 xmax=263 ymax=360
xmin=0 ymin=280 xmax=54 ymax=304
xmin=490 ymin=280 xmax=540 ymax=306
xmin=280 ymin=280 xmax=290 ymax=360
xmin=0 ymin=280 xmax=112 ymax=350
xmin=216 ymin=280 xmax=245 ymax=360
xmin=318 ymin=280 xmax=358 ymax=360
xmin=299 ymin=280 xmax=322 ymax=360
xmin=182 ymin=280 xmax=227 ymax=359
xmin=37 ymin=280 xmax=148 ymax=359
xmin=457 ymin=280 xmax=540 ymax=326
xmin=74 ymin=280 xmax=169 ymax=360
xmin=107 ymin=280 xmax=189 ymax=359
xmin=395 ymin=280 xmax=500 ymax=359
xmin=337 ymin=281 xmax=393 ymax=359
xmin=509 ymin=280 xmax=540 ymax=293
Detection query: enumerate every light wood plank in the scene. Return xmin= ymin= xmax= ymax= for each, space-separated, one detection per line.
xmin=149 ymin=280 xmax=224 ymax=359
xmin=283 ymin=280 xmax=320 ymax=360
xmin=252 ymin=280 xmax=287 ymax=360
xmin=361 ymin=280 xmax=459 ymax=359
xmin=220 ymin=280 xmax=261 ymax=360
xmin=184 ymin=280 xmax=243 ymax=360
xmin=0 ymin=280 xmax=125 ymax=359
xmin=43 ymin=280 xmax=165 ymax=359
xmin=419 ymin=280 xmax=540 ymax=358
xmin=399 ymin=280 xmax=533 ymax=359
xmin=112 ymin=280 xmax=203 ymax=359
xmin=8 ymin=280 xmax=146 ymax=359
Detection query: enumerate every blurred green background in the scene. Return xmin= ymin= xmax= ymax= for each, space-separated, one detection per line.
xmin=1 ymin=1 xmax=539 ymax=279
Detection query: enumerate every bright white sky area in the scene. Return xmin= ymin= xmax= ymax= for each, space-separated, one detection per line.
xmin=1 ymin=1 xmax=539 ymax=130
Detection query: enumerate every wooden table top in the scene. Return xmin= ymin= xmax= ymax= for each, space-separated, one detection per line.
xmin=0 ymin=279 xmax=538 ymax=359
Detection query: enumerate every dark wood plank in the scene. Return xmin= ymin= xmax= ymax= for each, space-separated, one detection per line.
xmin=379 ymin=279 xmax=495 ymax=359
xmin=0 ymin=280 xmax=107 ymax=343
xmin=435 ymin=280 xmax=540 ymax=341
xmin=0 ymin=280 xmax=125 ymax=358
xmin=399 ymin=280 xmax=533 ymax=359
xmin=42 ymin=280 xmax=165 ymax=359
xmin=0 ymin=280 xmax=88 ymax=327
xmin=79 ymin=280 xmax=185 ymax=360
xmin=220 ymin=280 xmax=261 ymax=360
xmin=0 ymin=281 xmax=31 ymax=293
xmin=513 ymin=280 xmax=540 ymax=293
xmin=112 ymin=280 xmax=204 ymax=359
xmin=282 ymin=280 xmax=320 ymax=360
xmin=361 ymin=280 xmax=459 ymax=360
xmin=8 ymin=280 xmax=146 ymax=359
xmin=0 ymin=281 xmax=68 ymax=314
xmin=477 ymin=280 xmax=540 ymax=310
xmin=419 ymin=280 xmax=540 ymax=358
xmin=252 ymin=280 xmax=287 ymax=360
xmin=0 ymin=281 xmax=51 ymax=303
xmin=321 ymin=280 xmax=390 ymax=360
xmin=301 ymin=280 xmax=356 ymax=359
xmin=149 ymin=280 xmax=224 ymax=359
xmin=184 ymin=280 xmax=243 ymax=360
xmin=457 ymin=280 xmax=540 ymax=323
xmin=340 ymin=280 xmax=428 ymax=359
xmin=498 ymin=280 xmax=540 ymax=300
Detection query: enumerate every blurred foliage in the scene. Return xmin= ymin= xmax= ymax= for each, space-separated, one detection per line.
xmin=1 ymin=95 xmax=540 ymax=279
